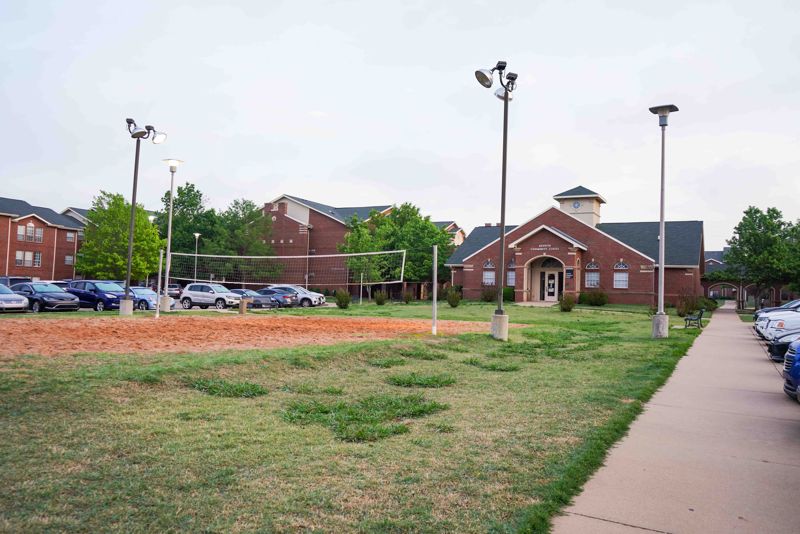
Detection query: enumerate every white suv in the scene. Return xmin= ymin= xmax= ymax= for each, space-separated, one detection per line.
xmin=269 ymin=285 xmax=325 ymax=307
xmin=180 ymin=283 xmax=241 ymax=310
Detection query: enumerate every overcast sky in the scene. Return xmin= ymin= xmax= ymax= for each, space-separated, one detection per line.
xmin=2 ymin=1 xmax=799 ymax=250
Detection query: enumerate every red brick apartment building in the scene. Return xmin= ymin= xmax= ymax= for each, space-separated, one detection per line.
xmin=0 ymin=198 xmax=85 ymax=282
xmin=261 ymin=194 xmax=465 ymax=288
xmin=446 ymin=186 xmax=704 ymax=305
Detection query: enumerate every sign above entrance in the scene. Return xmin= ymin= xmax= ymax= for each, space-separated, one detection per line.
xmin=529 ymin=244 xmax=560 ymax=252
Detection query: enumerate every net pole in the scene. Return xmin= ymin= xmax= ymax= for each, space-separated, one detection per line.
xmin=432 ymin=245 xmax=438 ymax=336
xmin=359 ymin=273 xmax=364 ymax=306
xmin=155 ymin=249 xmax=163 ymax=319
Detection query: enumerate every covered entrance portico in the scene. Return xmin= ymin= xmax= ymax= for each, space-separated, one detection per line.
xmin=524 ymin=256 xmax=564 ymax=302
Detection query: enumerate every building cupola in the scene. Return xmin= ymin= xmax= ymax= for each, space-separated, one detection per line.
xmin=553 ymin=185 xmax=606 ymax=226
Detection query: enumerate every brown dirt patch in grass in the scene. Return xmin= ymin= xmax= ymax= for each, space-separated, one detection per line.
xmin=0 ymin=315 xmax=489 ymax=359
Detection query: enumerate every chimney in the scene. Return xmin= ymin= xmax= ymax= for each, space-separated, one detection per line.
xmin=484 ymin=223 xmax=492 ymax=227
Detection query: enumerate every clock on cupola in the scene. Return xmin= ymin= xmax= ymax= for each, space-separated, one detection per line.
xmin=553 ymin=186 xmax=607 ymax=227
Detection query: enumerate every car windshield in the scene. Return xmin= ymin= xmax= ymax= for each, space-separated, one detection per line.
xmin=133 ymin=288 xmax=156 ymax=297
xmin=240 ymin=289 xmax=259 ymax=296
xmin=95 ymin=282 xmax=124 ymax=292
xmin=0 ymin=285 xmax=13 ymax=294
xmin=211 ymin=284 xmax=230 ymax=293
xmin=32 ymin=283 xmax=64 ymax=293
xmin=783 ymin=300 xmax=800 ymax=308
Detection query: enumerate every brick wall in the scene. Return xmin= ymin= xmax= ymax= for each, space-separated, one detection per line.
xmin=1 ymin=215 xmax=81 ymax=281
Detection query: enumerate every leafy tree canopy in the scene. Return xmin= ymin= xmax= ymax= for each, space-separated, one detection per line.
xmin=76 ymin=191 xmax=163 ymax=280
xmin=725 ymin=206 xmax=795 ymax=288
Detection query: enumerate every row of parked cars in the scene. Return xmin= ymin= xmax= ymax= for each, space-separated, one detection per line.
xmin=0 ymin=275 xmax=326 ymax=313
xmin=752 ymin=300 xmax=800 ymax=401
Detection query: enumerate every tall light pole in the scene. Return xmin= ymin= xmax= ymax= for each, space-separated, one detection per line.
xmin=121 ymin=118 xmax=166 ymax=316
xmin=160 ymin=158 xmax=183 ymax=312
xmin=475 ymin=60 xmax=518 ymax=341
xmin=193 ymin=232 xmax=201 ymax=282
xmin=649 ymin=104 xmax=678 ymax=339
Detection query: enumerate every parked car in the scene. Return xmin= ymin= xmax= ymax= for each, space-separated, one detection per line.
xmin=268 ymin=285 xmax=325 ymax=307
xmin=754 ymin=307 xmax=800 ymax=338
xmin=166 ymin=283 xmax=183 ymax=298
xmin=130 ymin=286 xmax=163 ymax=310
xmin=230 ymin=289 xmax=279 ymax=309
xmin=754 ymin=299 xmax=800 ymax=320
xmin=0 ymin=284 xmax=28 ymax=313
xmin=256 ymin=287 xmax=298 ymax=307
xmin=38 ymin=280 xmax=70 ymax=290
xmin=760 ymin=311 xmax=800 ymax=341
xmin=0 ymin=276 xmax=32 ymax=287
xmin=767 ymin=330 xmax=800 ymax=361
xmin=180 ymin=283 xmax=241 ymax=310
xmin=782 ymin=341 xmax=800 ymax=400
xmin=66 ymin=280 xmax=126 ymax=311
xmin=11 ymin=282 xmax=79 ymax=312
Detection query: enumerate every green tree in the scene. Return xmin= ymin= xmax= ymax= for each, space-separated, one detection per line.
xmin=725 ymin=206 xmax=794 ymax=307
xmin=155 ymin=183 xmax=220 ymax=254
xmin=76 ymin=191 xmax=163 ymax=281
xmin=339 ymin=203 xmax=454 ymax=288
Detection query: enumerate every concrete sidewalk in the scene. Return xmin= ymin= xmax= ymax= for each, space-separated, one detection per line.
xmin=553 ymin=303 xmax=800 ymax=534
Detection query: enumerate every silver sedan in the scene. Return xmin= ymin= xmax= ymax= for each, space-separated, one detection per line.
xmin=0 ymin=284 xmax=28 ymax=312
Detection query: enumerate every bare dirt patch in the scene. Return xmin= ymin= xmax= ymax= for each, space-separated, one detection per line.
xmin=0 ymin=315 xmax=489 ymax=358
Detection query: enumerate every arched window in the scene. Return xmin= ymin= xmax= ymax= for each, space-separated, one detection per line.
xmin=585 ymin=260 xmax=600 ymax=288
xmin=482 ymin=259 xmax=496 ymax=286
xmin=613 ymin=262 xmax=629 ymax=270
xmin=613 ymin=261 xmax=629 ymax=289
xmin=507 ymin=258 xmax=516 ymax=286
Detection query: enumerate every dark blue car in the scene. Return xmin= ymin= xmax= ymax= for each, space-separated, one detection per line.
xmin=782 ymin=340 xmax=800 ymax=400
xmin=66 ymin=280 xmax=126 ymax=311
xmin=11 ymin=282 xmax=79 ymax=312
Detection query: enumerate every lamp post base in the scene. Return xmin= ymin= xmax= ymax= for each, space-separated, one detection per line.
xmin=159 ymin=296 xmax=173 ymax=313
xmin=491 ymin=313 xmax=509 ymax=341
xmin=652 ymin=313 xmax=669 ymax=339
xmin=119 ymin=299 xmax=134 ymax=317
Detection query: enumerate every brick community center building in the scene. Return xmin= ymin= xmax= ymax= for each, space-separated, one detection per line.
xmin=446 ymin=186 xmax=705 ymax=306
xmin=0 ymin=197 xmax=86 ymax=281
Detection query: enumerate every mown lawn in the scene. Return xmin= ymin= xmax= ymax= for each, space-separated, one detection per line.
xmin=0 ymin=304 xmax=701 ymax=532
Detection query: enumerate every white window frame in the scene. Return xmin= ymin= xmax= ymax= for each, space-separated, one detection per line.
xmin=585 ymin=271 xmax=600 ymax=288
xmin=34 ymin=227 xmax=44 ymax=243
xmin=613 ymin=271 xmax=628 ymax=289
xmin=65 ymin=255 xmax=74 ymax=265
xmin=66 ymin=232 xmax=75 ymax=242
xmin=26 ymin=223 xmax=35 ymax=242
xmin=15 ymin=251 xmax=23 ymax=266
xmin=33 ymin=251 xmax=41 ymax=267
xmin=507 ymin=269 xmax=516 ymax=287
xmin=16 ymin=225 xmax=24 ymax=241
xmin=23 ymin=251 xmax=33 ymax=267
xmin=483 ymin=270 xmax=496 ymax=286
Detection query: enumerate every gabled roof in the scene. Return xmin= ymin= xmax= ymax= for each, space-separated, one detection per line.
xmin=508 ymin=225 xmax=588 ymax=250
xmin=445 ymin=225 xmax=517 ymax=265
xmin=704 ymin=250 xmax=726 ymax=263
xmin=278 ymin=194 xmax=391 ymax=224
xmin=67 ymin=207 xmax=90 ymax=218
xmin=0 ymin=197 xmax=84 ymax=229
xmin=596 ymin=221 xmax=704 ymax=266
xmin=553 ymin=185 xmax=606 ymax=203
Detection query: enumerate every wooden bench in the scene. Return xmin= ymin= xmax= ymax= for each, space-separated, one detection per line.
xmin=685 ymin=308 xmax=705 ymax=329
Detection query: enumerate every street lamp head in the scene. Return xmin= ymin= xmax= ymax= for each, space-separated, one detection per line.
xmin=475 ymin=69 xmax=493 ymax=88
xmin=130 ymin=126 xmax=148 ymax=138
xmin=151 ymin=130 xmax=167 ymax=144
xmin=494 ymin=87 xmax=513 ymax=101
xmin=163 ymin=158 xmax=183 ymax=172
xmin=649 ymin=104 xmax=679 ymax=127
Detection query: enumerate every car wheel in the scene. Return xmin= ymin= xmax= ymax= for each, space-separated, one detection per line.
xmin=137 ymin=300 xmax=147 ymax=310
xmin=215 ymin=299 xmax=226 ymax=310
xmin=301 ymin=298 xmax=311 ymax=308
xmin=95 ymin=300 xmax=105 ymax=312
xmin=181 ymin=298 xmax=192 ymax=309
xmin=31 ymin=300 xmax=41 ymax=313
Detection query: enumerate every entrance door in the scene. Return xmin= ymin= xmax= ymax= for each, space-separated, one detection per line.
xmin=545 ymin=273 xmax=557 ymax=301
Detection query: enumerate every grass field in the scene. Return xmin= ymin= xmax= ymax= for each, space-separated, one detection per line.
xmin=0 ymin=303 xmax=702 ymax=532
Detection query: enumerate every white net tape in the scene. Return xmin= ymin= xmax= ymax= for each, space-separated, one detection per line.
xmin=167 ymin=250 xmax=406 ymax=289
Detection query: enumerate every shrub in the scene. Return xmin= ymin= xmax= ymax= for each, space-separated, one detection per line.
xmin=698 ymin=297 xmax=719 ymax=312
xmin=187 ymin=378 xmax=268 ymax=398
xmin=385 ymin=372 xmax=456 ymax=388
xmin=579 ymin=290 xmax=608 ymax=306
xmin=676 ymin=289 xmax=699 ymax=317
xmin=503 ymin=287 xmax=515 ymax=302
xmin=446 ymin=288 xmax=461 ymax=308
xmin=374 ymin=290 xmax=388 ymax=306
xmin=402 ymin=290 xmax=414 ymax=304
xmin=559 ymin=294 xmax=575 ymax=312
xmin=480 ymin=286 xmax=497 ymax=302
xmin=335 ymin=289 xmax=351 ymax=309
